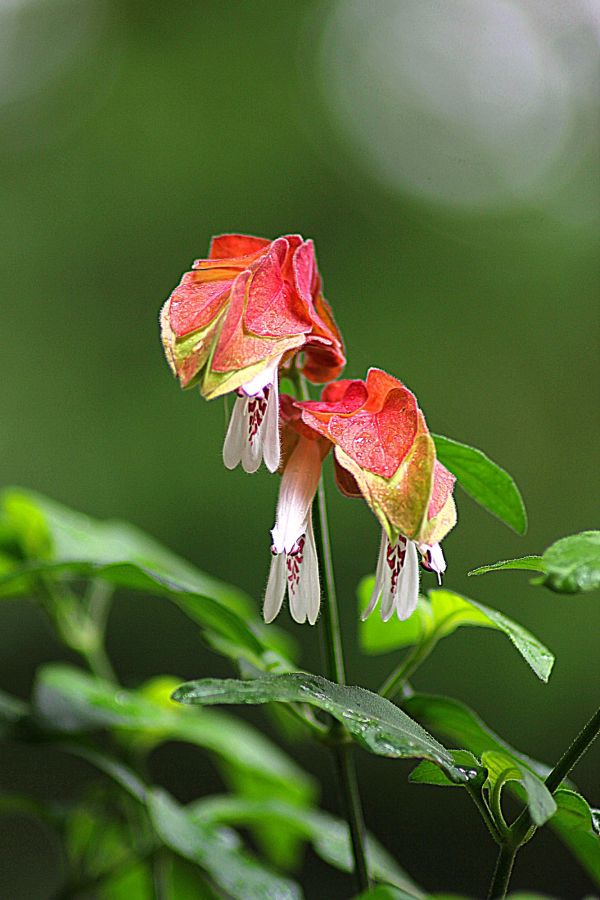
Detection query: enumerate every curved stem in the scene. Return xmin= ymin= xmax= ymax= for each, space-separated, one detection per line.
xmin=312 ymin=469 xmax=371 ymax=893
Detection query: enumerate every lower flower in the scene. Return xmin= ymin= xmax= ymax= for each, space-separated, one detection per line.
xmin=363 ymin=529 xmax=447 ymax=622
xmin=222 ymin=357 xmax=281 ymax=474
xmin=263 ymin=432 xmax=324 ymax=625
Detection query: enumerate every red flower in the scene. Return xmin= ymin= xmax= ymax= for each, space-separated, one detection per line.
xmin=160 ymin=234 xmax=344 ymax=473
xmin=298 ymin=368 xmax=456 ymax=621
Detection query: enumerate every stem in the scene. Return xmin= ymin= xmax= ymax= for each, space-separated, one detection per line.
xmin=487 ymin=844 xmax=516 ymax=900
xmin=379 ymin=638 xmax=435 ymax=699
xmin=545 ymin=704 xmax=600 ymax=793
xmin=312 ymin=465 xmax=371 ymax=893
xmin=488 ymin=702 xmax=600 ymax=899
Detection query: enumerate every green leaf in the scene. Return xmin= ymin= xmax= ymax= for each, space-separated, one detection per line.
xmin=469 ymin=557 xmax=545 ymax=577
xmin=404 ymin=694 xmax=555 ymax=782
xmin=432 ymin=435 xmax=527 ymax=534
xmin=409 ymin=750 xmax=483 ymax=788
xmin=358 ymin=584 xmax=554 ymax=682
xmin=482 ymin=750 xmax=556 ymax=826
xmin=0 ymin=488 xmax=294 ymax=671
xmin=542 ymin=532 xmax=600 ymax=594
xmin=551 ymin=790 xmax=600 ymax=886
xmin=147 ymin=789 xmax=303 ymax=900
xmin=188 ymin=795 xmax=422 ymax=894
xmin=470 ymin=532 xmax=600 ymax=595
xmin=173 ymin=673 xmax=468 ymax=782
xmin=426 ymin=590 xmax=554 ymax=681
xmin=34 ymin=666 xmax=314 ymax=806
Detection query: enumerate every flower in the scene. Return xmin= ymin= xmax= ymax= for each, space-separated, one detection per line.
xmin=263 ymin=396 xmax=330 ymax=625
xmin=297 ymin=368 xmax=456 ymax=621
xmin=160 ymin=234 xmax=345 ymax=473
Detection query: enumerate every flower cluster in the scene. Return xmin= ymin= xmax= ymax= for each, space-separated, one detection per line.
xmin=161 ymin=234 xmax=456 ymax=626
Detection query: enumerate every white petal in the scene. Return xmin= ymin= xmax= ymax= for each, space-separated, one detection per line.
xmin=297 ymin=515 xmax=320 ymax=625
xmin=241 ymin=427 xmax=263 ymax=473
xmin=271 ymin=437 xmax=321 ymax=554
xmin=396 ymin=540 xmax=420 ymax=621
xmin=262 ymin=377 xmax=281 ymax=474
xmin=222 ymin=395 xmax=247 ymax=470
xmin=362 ymin=528 xmax=387 ymax=620
xmin=381 ymin=537 xmax=405 ymax=622
xmin=263 ymin=552 xmax=286 ymax=623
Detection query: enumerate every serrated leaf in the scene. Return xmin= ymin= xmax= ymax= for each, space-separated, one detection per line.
xmin=433 ymin=435 xmax=527 ymax=534
xmin=173 ymin=674 xmax=467 ymax=782
xmin=358 ymin=583 xmax=554 ymax=682
xmin=542 ymin=532 xmax=600 ymax=594
xmin=147 ymin=789 xmax=303 ymax=900
xmin=34 ymin=665 xmax=313 ymax=806
xmin=189 ymin=795 xmax=422 ymax=894
xmin=482 ymin=750 xmax=556 ymax=826
xmin=551 ymin=790 xmax=600 ymax=886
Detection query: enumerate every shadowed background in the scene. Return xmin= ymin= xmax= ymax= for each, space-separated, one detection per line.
xmin=0 ymin=1 xmax=599 ymax=897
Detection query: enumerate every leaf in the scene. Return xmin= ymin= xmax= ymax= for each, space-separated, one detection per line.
xmin=358 ymin=583 xmax=554 ymax=682
xmin=403 ymin=694 xmax=555 ymax=782
xmin=409 ymin=750 xmax=483 ymax=788
xmin=469 ymin=532 xmax=600 ymax=595
xmin=34 ymin=666 xmax=314 ymax=806
xmin=482 ymin=750 xmax=556 ymax=826
xmin=0 ymin=488 xmax=294 ymax=671
xmin=469 ymin=557 xmax=545 ymax=577
xmin=542 ymin=532 xmax=600 ymax=594
xmin=147 ymin=789 xmax=303 ymax=900
xmin=432 ymin=435 xmax=527 ymax=534
xmin=173 ymin=674 xmax=468 ymax=782
xmin=188 ymin=795 xmax=423 ymax=895
xmin=551 ymin=790 xmax=600 ymax=886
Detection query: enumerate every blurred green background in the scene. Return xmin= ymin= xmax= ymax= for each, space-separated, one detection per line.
xmin=0 ymin=0 xmax=598 ymax=897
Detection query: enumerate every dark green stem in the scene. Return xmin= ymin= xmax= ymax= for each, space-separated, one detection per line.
xmin=312 ymin=472 xmax=371 ymax=893
xmin=487 ymin=702 xmax=600 ymax=899
xmin=487 ymin=844 xmax=516 ymax=900
xmin=379 ymin=638 xmax=436 ymax=699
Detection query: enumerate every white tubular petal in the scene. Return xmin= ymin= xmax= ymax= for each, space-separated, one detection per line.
xmin=222 ymin=396 xmax=247 ymax=470
xmin=271 ymin=437 xmax=322 ymax=554
xmin=262 ymin=376 xmax=281 ymax=474
xmin=241 ymin=356 xmax=280 ymax=396
xmin=381 ymin=537 xmax=403 ymax=623
xmin=396 ymin=541 xmax=420 ymax=621
xmin=263 ymin=552 xmax=286 ymax=623
xmin=299 ymin=515 xmax=320 ymax=625
xmin=362 ymin=529 xmax=387 ymax=620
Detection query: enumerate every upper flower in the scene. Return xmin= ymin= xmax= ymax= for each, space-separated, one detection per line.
xmin=160 ymin=233 xmax=345 ymax=401
xmin=297 ymin=368 xmax=456 ymax=547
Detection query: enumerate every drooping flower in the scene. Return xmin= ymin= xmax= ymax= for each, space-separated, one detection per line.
xmin=297 ymin=368 xmax=456 ymax=621
xmin=263 ymin=396 xmax=330 ymax=625
xmin=160 ymin=234 xmax=345 ymax=474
